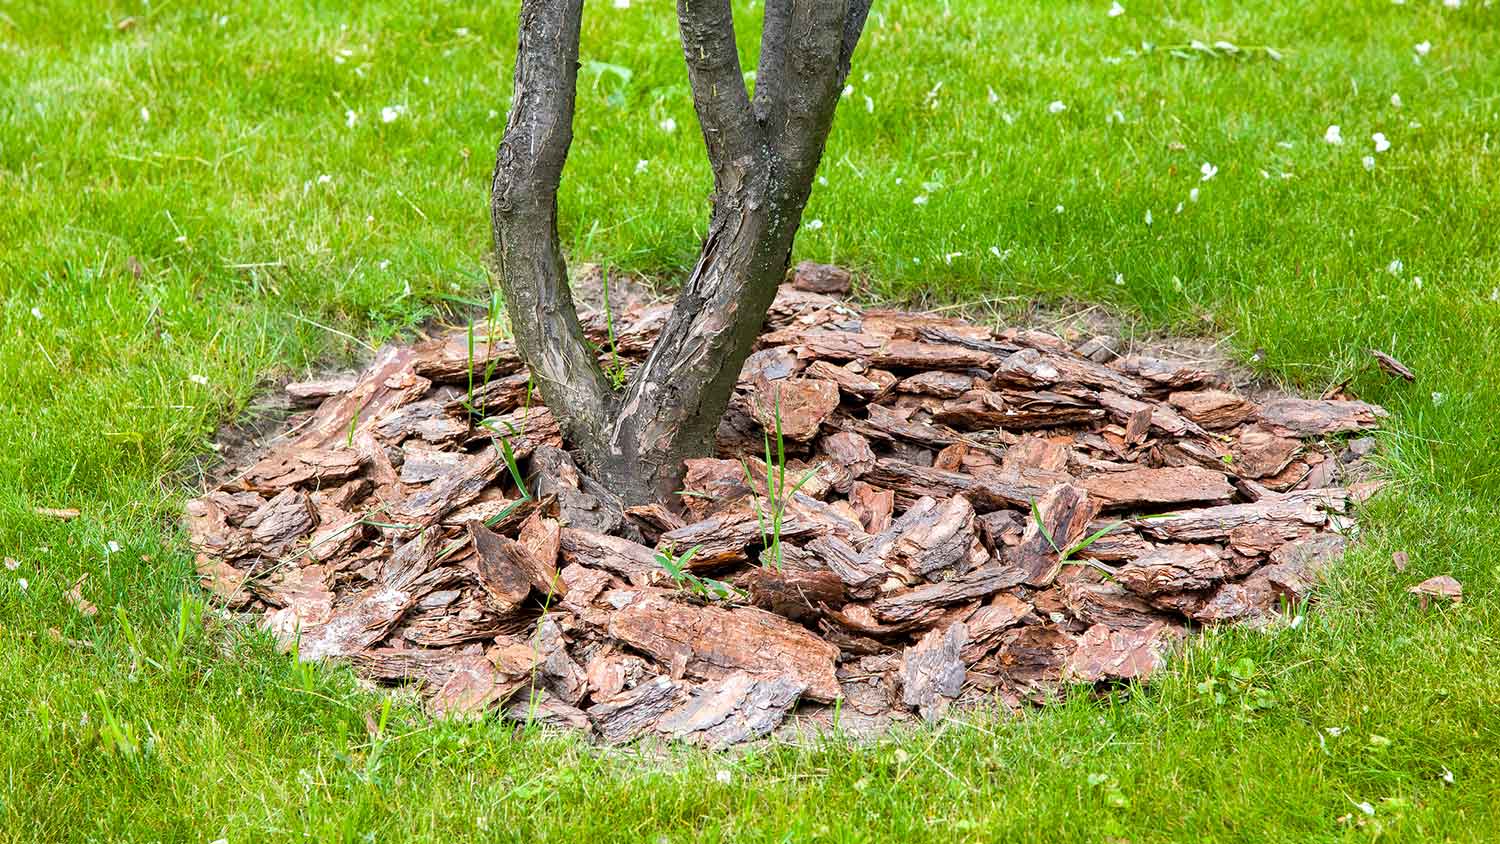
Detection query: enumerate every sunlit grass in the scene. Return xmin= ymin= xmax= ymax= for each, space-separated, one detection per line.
xmin=2 ymin=1 xmax=1498 ymax=841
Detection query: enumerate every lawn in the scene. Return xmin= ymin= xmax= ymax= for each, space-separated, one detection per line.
xmin=3 ymin=0 xmax=1499 ymax=841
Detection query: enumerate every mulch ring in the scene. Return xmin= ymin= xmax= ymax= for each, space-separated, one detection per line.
xmin=186 ymin=263 xmax=1387 ymax=747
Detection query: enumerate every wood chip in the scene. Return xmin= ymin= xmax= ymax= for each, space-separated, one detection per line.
xmin=659 ymin=671 xmax=806 ymax=747
xmin=899 ymin=623 xmax=969 ymax=721
xmin=1082 ymin=466 xmax=1234 ymax=509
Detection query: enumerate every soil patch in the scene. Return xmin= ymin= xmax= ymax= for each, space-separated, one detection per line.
xmin=185 ymin=264 xmax=1386 ymax=746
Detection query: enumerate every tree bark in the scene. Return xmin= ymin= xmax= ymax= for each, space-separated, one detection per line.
xmin=492 ymin=0 xmax=871 ymax=506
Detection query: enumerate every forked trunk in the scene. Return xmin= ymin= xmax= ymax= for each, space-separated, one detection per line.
xmin=492 ymin=0 xmax=870 ymax=507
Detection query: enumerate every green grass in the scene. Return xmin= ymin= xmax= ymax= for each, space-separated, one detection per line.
xmin=3 ymin=0 xmax=1499 ymax=840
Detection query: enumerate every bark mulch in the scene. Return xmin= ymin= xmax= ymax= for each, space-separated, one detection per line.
xmin=186 ymin=263 xmax=1386 ymax=746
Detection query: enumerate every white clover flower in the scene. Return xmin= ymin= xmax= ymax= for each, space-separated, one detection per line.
xmin=381 ymin=105 xmax=406 ymax=123
xmin=659 ymin=117 xmax=677 ymax=133
xmin=189 ymin=374 xmax=209 ymax=385
xmin=912 ymin=194 xmax=928 ymax=206
xmin=1443 ymin=0 xmax=1461 ymax=8
xmin=716 ymin=770 xmax=732 ymax=784
xmin=378 ymin=259 xmax=391 ymax=270
xmin=805 ymin=219 xmax=824 ymax=230
xmin=31 ymin=307 xmax=43 ymax=319
xmin=1432 ymin=391 xmax=1445 ymax=405
xmin=317 ymin=174 xmax=332 ymax=185
xmin=841 ymin=84 xmax=853 ymax=97
xmin=1054 ymin=204 xmax=1065 ymax=214
xmin=1390 ymin=93 xmax=1403 ymax=108
xmin=1047 ymin=100 xmax=1066 ymax=114
xmin=863 ymin=95 xmax=874 ymax=113
xmin=1413 ymin=276 xmax=1423 ymax=288
xmin=3 ymin=557 xmax=17 ymax=571
xmin=1442 ymin=768 xmax=1455 ymax=784
xmin=16 ymin=578 xmax=26 ymax=592
xmin=1362 ymin=155 xmax=1375 ymax=171
xmin=1114 ymin=273 xmax=1125 ymax=285
xmin=1415 ymin=41 xmax=1432 ymax=56
xmin=455 ymin=27 xmax=470 ymax=36
xmin=613 ymin=0 xmax=630 ymax=7
xmin=1108 ymin=2 xmax=1125 ymax=17
xmin=1373 ymin=132 xmax=1391 ymax=152
xmin=140 ymin=107 xmax=150 ymax=123
xmin=346 ymin=109 xmax=359 ymax=128
xmin=1144 ymin=209 xmax=1152 ymax=225
xmin=108 ymin=541 xmax=121 ymax=553
xmin=1188 ymin=187 xmax=1200 ymax=202
xmin=634 ymin=159 xmax=648 ymax=174
xmin=1200 ymin=162 xmax=1218 ymax=181
xmin=1324 ymin=124 xmax=1343 ymax=145
xmin=987 ymin=86 xmax=999 ymax=104
xmin=1354 ymin=801 xmax=1375 ymax=817
xmin=1387 ymin=258 xmax=1403 ymax=275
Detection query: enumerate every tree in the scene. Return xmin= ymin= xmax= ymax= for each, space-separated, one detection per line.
xmin=491 ymin=0 xmax=871 ymax=506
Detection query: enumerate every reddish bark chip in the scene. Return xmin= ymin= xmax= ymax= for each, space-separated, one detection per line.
xmin=750 ymin=377 xmax=841 ymax=442
xmin=790 ymin=260 xmax=853 ymax=294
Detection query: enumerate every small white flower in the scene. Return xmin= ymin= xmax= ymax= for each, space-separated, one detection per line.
xmin=1054 ymin=204 xmax=1065 ymax=214
xmin=378 ymin=259 xmax=391 ymax=270
xmin=1387 ymin=258 xmax=1403 ymax=275
xmin=108 ymin=540 xmax=121 ymax=553
xmin=716 ymin=770 xmax=732 ymax=784
xmin=333 ymin=54 xmax=345 ymax=65
xmin=1188 ymin=187 xmax=1200 ymax=203
xmin=1443 ymin=0 xmax=1461 ymax=8
xmin=455 ymin=27 xmax=470 ymax=36
xmin=1432 ymin=391 xmax=1445 ymax=405
xmin=613 ymin=0 xmax=630 ymax=7
xmin=1324 ymin=124 xmax=1343 ymax=145
xmin=1413 ymin=276 xmax=1423 ymax=288
xmin=1144 ymin=209 xmax=1152 ymax=225
xmin=817 ymin=176 xmax=828 ymax=186
xmin=1491 ymin=288 xmax=1499 ymax=302
xmin=1175 ymin=201 xmax=1184 ymax=213
xmin=658 ymin=117 xmax=677 ymax=133
xmin=140 ymin=107 xmax=151 ymax=123
xmin=1276 ymin=140 xmax=1295 ymax=149
xmin=1362 ymin=155 xmax=1376 ymax=171
xmin=31 ymin=306 xmax=43 ymax=319
xmin=1108 ymin=110 xmax=1125 ymax=124
xmin=1108 ymin=2 xmax=1125 ymax=17
xmin=1289 ymin=614 xmax=1305 ymax=629
xmin=841 ymin=84 xmax=854 ymax=97
xmin=1326 ymin=726 xmax=1344 ymax=736
xmin=381 ymin=105 xmax=405 ymax=123
xmin=189 ymin=374 xmax=209 ymax=386
xmin=345 ymin=109 xmax=359 ymax=128
xmin=1114 ymin=273 xmax=1125 ymax=286
xmin=365 ymin=214 xmax=375 ymax=225
xmin=805 ymin=219 xmax=824 ymax=230
xmin=1415 ymin=41 xmax=1432 ymax=56
xmin=1442 ymin=768 xmax=1455 ymax=784
xmin=3 ymin=558 xmax=17 ymax=571
xmin=488 ymin=109 xmax=499 ymax=120
xmin=1200 ymin=162 xmax=1218 ymax=181
xmin=912 ymin=195 xmax=928 ymax=206
xmin=1354 ymin=801 xmax=1375 ymax=817
xmin=1001 ymin=111 xmax=1015 ymax=125
xmin=634 ymin=159 xmax=648 ymax=174
xmin=317 ymin=174 xmax=332 ymax=185
xmin=16 ymin=578 xmax=26 ymax=592
xmin=1390 ymin=93 xmax=1403 ymax=108
xmin=987 ymin=86 xmax=999 ymax=104
xmin=943 ymin=252 xmax=963 ymax=265
xmin=1048 ymin=100 xmax=1067 ymax=114
xmin=217 ymin=15 xmax=229 ymax=26
xmin=863 ymin=95 xmax=874 ymax=113
xmin=1372 ymin=132 xmax=1391 ymax=152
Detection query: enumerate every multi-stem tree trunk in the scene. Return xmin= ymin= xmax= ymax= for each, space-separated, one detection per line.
xmin=492 ymin=0 xmax=870 ymax=506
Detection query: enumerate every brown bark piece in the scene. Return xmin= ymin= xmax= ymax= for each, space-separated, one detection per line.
xmin=1081 ymin=466 xmax=1234 ymax=508
xmin=866 ymin=495 xmax=982 ymax=582
xmin=898 ymin=371 xmax=975 ymax=398
xmin=1258 ymin=398 xmax=1387 ymax=437
xmin=467 ymin=521 xmax=536 ymax=614
xmin=1115 ymin=544 xmax=1227 ymax=596
xmin=750 ymin=377 xmax=841 ymax=442
xmin=1112 ymin=356 xmax=1221 ymax=390
xmin=1065 ymin=622 xmax=1178 ymax=682
xmin=1168 ymin=389 xmax=1257 ymax=429
xmin=994 ymin=624 xmax=1077 ymax=684
xmin=873 ymin=563 xmax=1026 ymax=623
xmin=413 ymin=325 xmax=524 ymax=383
xmin=1062 ymin=579 xmax=1168 ymax=630
xmin=659 ymin=671 xmax=806 ymax=747
xmin=848 ymin=481 xmax=895 ymax=534
xmin=1008 ymin=484 xmax=1099 ymax=587
xmin=605 ymin=590 xmax=841 ymax=701
xmin=388 ymin=447 xmax=503 ymax=535
xmin=791 ymin=260 xmax=853 ymax=294
xmin=1002 ymin=435 xmax=1071 ymax=474
xmin=1133 ymin=490 xmax=1347 ymax=542
xmin=558 ymin=528 xmax=660 ymax=587
xmin=587 ymin=675 xmax=682 ymax=743
xmin=805 ymin=360 xmax=892 ymax=402
xmin=1232 ymin=426 xmax=1303 ymax=479
xmin=821 ymin=431 xmax=876 ymax=492
xmin=899 ymin=623 xmax=969 ymax=722
xmin=993 ymin=348 xmax=1147 ymax=397
xmin=241 ymin=489 xmax=318 ymax=559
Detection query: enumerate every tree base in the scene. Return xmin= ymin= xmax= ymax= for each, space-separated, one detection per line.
xmin=186 ymin=267 xmax=1384 ymax=745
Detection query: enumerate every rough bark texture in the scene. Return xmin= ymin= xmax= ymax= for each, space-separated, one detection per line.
xmin=491 ymin=0 xmax=871 ymax=505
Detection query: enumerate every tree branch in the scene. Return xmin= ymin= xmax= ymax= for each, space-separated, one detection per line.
xmin=491 ymin=0 xmax=616 ymax=451
xmin=770 ymin=0 xmax=866 ymax=186
xmin=752 ymin=0 xmax=792 ymax=125
xmin=676 ymin=0 xmax=762 ymax=186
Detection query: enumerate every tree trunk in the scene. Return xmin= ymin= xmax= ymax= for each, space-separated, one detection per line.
xmin=492 ymin=0 xmax=871 ymax=507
